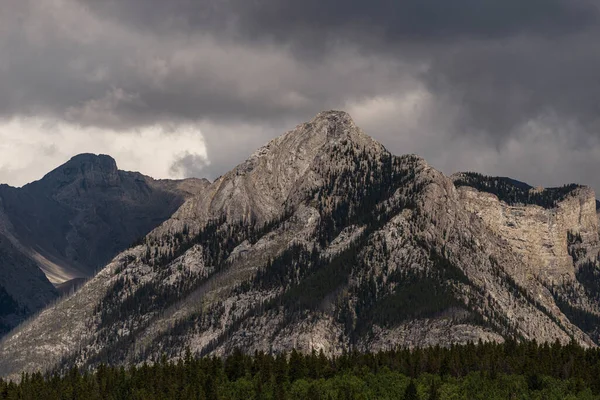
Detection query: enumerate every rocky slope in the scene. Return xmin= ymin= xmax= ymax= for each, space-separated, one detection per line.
xmin=0 ymin=234 xmax=58 ymax=337
xmin=0 ymin=154 xmax=207 ymax=336
xmin=1 ymin=111 xmax=600 ymax=380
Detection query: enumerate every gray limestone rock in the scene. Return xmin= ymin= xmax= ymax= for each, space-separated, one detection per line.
xmin=1 ymin=111 xmax=600 ymax=380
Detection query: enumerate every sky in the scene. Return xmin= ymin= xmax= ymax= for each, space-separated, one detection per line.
xmin=3 ymin=0 xmax=600 ymax=192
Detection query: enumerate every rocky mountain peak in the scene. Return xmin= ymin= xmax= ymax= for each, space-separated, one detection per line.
xmin=5 ymin=111 xmax=600 ymax=379
xmin=304 ymin=110 xmax=379 ymax=149
xmin=454 ymin=172 xmax=600 ymax=290
xmin=246 ymin=110 xmax=374 ymax=164
xmin=0 ymin=153 xmax=206 ymax=284
xmin=34 ymin=153 xmax=120 ymax=191
xmin=307 ymin=110 xmax=356 ymax=137
xmin=247 ymin=110 xmax=363 ymax=160
xmin=67 ymin=153 xmax=118 ymax=169
xmin=154 ymin=110 xmax=385 ymax=234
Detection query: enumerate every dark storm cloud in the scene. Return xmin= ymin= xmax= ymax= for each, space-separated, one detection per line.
xmin=82 ymin=0 xmax=598 ymax=41
xmin=0 ymin=0 xmax=415 ymax=127
xmin=422 ymin=34 xmax=600 ymax=142
xmin=234 ymin=0 xmax=599 ymax=50
xmin=4 ymin=0 xmax=600 ymax=192
xmin=8 ymin=0 xmax=598 ymax=133
xmin=5 ymin=0 xmax=599 ymax=129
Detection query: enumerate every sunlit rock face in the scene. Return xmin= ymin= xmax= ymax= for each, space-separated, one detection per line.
xmin=457 ymin=184 xmax=600 ymax=286
xmin=2 ymin=111 xmax=600 ymax=381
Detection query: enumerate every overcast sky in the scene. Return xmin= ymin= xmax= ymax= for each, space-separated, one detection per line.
xmin=3 ymin=0 xmax=600 ymax=193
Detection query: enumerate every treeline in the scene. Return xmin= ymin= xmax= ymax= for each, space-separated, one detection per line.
xmin=4 ymin=341 xmax=600 ymax=399
xmin=454 ymin=172 xmax=581 ymax=208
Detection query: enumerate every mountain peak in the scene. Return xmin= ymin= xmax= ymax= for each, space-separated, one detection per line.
xmin=246 ymin=110 xmax=365 ymax=163
xmin=157 ymin=110 xmax=384 ymax=232
xmin=66 ymin=153 xmax=117 ymax=170
xmin=6 ymin=109 xmax=600 ymax=379
xmin=304 ymin=110 xmax=358 ymax=140
xmin=61 ymin=153 xmax=119 ymax=179
xmin=33 ymin=153 xmax=120 ymax=191
xmin=311 ymin=109 xmax=354 ymax=125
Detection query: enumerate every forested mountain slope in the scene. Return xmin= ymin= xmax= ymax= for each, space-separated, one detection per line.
xmin=2 ymin=111 xmax=600 ymax=381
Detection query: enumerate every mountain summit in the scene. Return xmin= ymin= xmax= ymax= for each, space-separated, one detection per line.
xmin=1 ymin=111 xmax=600 ymax=380
xmin=157 ymin=110 xmax=383 ymax=234
xmin=34 ymin=153 xmax=121 ymax=191
xmin=0 ymin=154 xmax=207 ymax=336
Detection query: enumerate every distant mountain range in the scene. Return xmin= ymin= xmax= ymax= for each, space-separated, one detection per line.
xmin=2 ymin=111 xmax=600 ymax=380
xmin=0 ymin=153 xmax=207 ymax=335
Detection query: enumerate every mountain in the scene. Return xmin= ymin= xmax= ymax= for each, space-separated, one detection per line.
xmin=0 ymin=154 xmax=208 ymax=336
xmin=0 ymin=234 xmax=57 ymax=336
xmin=2 ymin=111 xmax=600 ymax=380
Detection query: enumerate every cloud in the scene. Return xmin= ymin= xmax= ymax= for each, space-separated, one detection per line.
xmin=170 ymin=152 xmax=209 ymax=178
xmin=3 ymin=0 xmax=600 ymax=195
xmin=81 ymin=0 xmax=599 ymax=42
xmin=0 ymin=0 xmax=420 ymax=127
xmin=0 ymin=117 xmax=208 ymax=186
xmin=347 ymin=95 xmax=600 ymax=191
xmin=65 ymin=87 xmax=142 ymax=127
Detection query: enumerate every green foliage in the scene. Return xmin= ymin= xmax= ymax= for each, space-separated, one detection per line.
xmin=345 ymin=248 xmax=478 ymax=341
xmin=403 ymin=380 xmax=418 ymax=400
xmin=5 ymin=341 xmax=600 ymax=399
xmin=313 ymin=149 xmax=415 ymax=247
xmin=568 ymin=231 xmax=583 ymax=246
xmin=549 ymin=262 xmax=600 ymax=342
xmin=365 ymin=273 xmax=461 ymax=328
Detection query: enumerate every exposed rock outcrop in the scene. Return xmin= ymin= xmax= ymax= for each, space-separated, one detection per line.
xmin=1 ymin=111 xmax=600 ymax=381
xmin=456 ymin=184 xmax=600 ymax=286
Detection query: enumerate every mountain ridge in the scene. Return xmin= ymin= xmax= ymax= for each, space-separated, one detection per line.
xmin=0 ymin=153 xmax=208 ymax=337
xmin=1 ymin=110 xmax=600 ymax=380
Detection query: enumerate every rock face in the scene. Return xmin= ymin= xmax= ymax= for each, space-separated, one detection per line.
xmin=0 ymin=154 xmax=207 ymax=336
xmin=1 ymin=111 xmax=600 ymax=380
xmin=456 ymin=183 xmax=599 ymax=286
xmin=155 ymin=111 xmax=381 ymax=235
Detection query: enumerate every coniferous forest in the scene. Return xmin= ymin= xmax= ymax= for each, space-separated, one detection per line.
xmin=4 ymin=341 xmax=600 ymax=399
xmin=453 ymin=172 xmax=581 ymax=208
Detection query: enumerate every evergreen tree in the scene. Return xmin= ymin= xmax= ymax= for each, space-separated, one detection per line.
xmin=4 ymin=341 xmax=600 ymax=398
xmin=289 ymin=349 xmax=307 ymax=382
xmin=427 ymin=379 xmax=439 ymax=400
xmin=404 ymin=380 xmax=419 ymax=400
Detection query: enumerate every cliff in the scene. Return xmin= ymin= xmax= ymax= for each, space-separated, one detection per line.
xmin=1 ymin=111 xmax=600 ymax=380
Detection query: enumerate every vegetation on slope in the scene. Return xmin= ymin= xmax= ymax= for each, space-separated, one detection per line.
xmin=5 ymin=341 xmax=600 ymax=399
xmin=454 ymin=172 xmax=581 ymax=208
